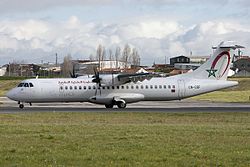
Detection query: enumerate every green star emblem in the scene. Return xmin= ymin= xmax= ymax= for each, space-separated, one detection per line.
xmin=206 ymin=68 xmax=217 ymax=78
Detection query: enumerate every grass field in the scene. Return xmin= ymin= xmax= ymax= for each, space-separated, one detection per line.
xmin=0 ymin=112 xmax=249 ymax=167
xmin=0 ymin=79 xmax=21 ymax=97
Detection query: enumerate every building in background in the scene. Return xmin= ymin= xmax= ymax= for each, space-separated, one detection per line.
xmin=189 ymin=56 xmax=210 ymax=64
xmin=174 ymin=63 xmax=201 ymax=71
xmin=39 ymin=63 xmax=61 ymax=77
xmin=4 ymin=63 xmax=60 ymax=77
xmin=233 ymin=57 xmax=250 ymax=77
xmin=152 ymin=63 xmax=175 ymax=74
xmin=170 ymin=55 xmax=190 ymax=65
xmin=0 ymin=66 xmax=7 ymax=76
xmin=6 ymin=64 xmax=38 ymax=77
xmin=74 ymin=60 xmax=131 ymax=75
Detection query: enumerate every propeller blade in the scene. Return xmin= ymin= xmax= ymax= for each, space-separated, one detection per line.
xmin=92 ymin=66 xmax=102 ymax=83
xmin=95 ymin=85 xmax=97 ymax=96
xmin=70 ymin=64 xmax=77 ymax=78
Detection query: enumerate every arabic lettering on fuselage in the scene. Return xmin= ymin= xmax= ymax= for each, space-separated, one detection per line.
xmin=58 ymin=80 xmax=91 ymax=85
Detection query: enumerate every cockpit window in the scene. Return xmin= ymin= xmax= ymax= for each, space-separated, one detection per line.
xmin=29 ymin=83 xmax=34 ymax=87
xmin=17 ymin=82 xmax=34 ymax=88
xmin=18 ymin=83 xmax=24 ymax=87
xmin=24 ymin=83 xmax=29 ymax=87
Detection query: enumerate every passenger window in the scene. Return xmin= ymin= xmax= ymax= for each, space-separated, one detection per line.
xmin=159 ymin=85 xmax=162 ymax=89
xmin=29 ymin=83 xmax=34 ymax=87
xmin=136 ymin=85 xmax=139 ymax=89
xmin=117 ymin=86 xmax=120 ymax=89
xmin=70 ymin=86 xmax=73 ymax=90
xmin=131 ymin=86 xmax=134 ymax=89
xmin=145 ymin=85 xmax=148 ymax=89
xmin=126 ymin=86 xmax=129 ymax=89
xmin=79 ymin=86 xmax=82 ymax=90
xmin=74 ymin=86 xmax=77 ymax=90
xmin=155 ymin=85 xmax=158 ymax=89
xmin=150 ymin=85 xmax=153 ymax=89
xmin=164 ymin=85 xmax=167 ymax=89
xmin=24 ymin=83 xmax=29 ymax=87
xmin=60 ymin=86 xmax=63 ymax=90
xmin=65 ymin=86 xmax=68 ymax=90
xmin=88 ymin=86 xmax=91 ymax=89
xmin=121 ymin=86 xmax=124 ymax=89
xmin=84 ymin=86 xmax=87 ymax=90
xmin=172 ymin=85 xmax=175 ymax=89
xmin=93 ymin=86 xmax=96 ymax=89
xmin=107 ymin=86 xmax=110 ymax=89
xmin=168 ymin=85 xmax=171 ymax=89
xmin=112 ymin=86 xmax=115 ymax=89
xmin=102 ymin=87 xmax=105 ymax=90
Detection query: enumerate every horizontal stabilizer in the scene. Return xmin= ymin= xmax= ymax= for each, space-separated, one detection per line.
xmin=212 ymin=41 xmax=245 ymax=49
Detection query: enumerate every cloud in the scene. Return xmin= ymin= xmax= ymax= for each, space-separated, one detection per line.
xmin=0 ymin=16 xmax=250 ymax=65
xmin=0 ymin=0 xmax=248 ymax=14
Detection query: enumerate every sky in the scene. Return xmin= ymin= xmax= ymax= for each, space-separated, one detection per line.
xmin=0 ymin=0 xmax=250 ymax=66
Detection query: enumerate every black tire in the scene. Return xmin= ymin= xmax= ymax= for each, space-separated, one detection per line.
xmin=105 ymin=104 xmax=114 ymax=108
xmin=19 ymin=104 xmax=24 ymax=109
xmin=117 ymin=102 xmax=126 ymax=108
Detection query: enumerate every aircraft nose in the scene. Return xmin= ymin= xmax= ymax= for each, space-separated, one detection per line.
xmin=6 ymin=89 xmax=16 ymax=100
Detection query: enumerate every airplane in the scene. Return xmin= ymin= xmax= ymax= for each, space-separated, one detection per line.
xmin=6 ymin=41 xmax=244 ymax=109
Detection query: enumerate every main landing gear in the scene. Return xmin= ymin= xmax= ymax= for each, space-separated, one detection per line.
xmin=105 ymin=101 xmax=127 ymax=109
xmin=105 ymin=104 xmax=114 ymax=108
xmin=117 ymin=101 xmax=126 ymax=108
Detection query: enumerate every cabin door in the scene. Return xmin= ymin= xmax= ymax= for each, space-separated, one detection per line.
xmin=178 ymin=79 xmax=185 ymax=99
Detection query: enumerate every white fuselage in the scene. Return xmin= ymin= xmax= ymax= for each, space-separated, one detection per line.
xmin=6 ymin=75 xmax=238 ymax=105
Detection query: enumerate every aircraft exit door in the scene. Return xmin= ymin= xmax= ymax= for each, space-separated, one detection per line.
xmin=177 ymin=79 xmax=185 ymax=99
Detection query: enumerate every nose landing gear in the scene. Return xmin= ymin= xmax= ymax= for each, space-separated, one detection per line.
xmin=19 ymin=104 xmax=24 ymax=109
xmin=17 ymin=102 xmax=32 ymax=109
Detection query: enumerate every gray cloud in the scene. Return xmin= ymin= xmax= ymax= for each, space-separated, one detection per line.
xmin=0 ymin=0 xmax=114 ymax=13
xmin=0 ymin=0 xmax=244 ymax=14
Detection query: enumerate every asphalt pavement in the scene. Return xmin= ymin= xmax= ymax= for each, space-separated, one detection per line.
xmin=1 ymin=97 xmax=250 ymax=113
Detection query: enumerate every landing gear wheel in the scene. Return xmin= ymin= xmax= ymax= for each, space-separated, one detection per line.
xmin=117 ymin=102 xmax=126 ymax=108
xmin=105 ymin=104 xmax=114 ymax=108
xmin=19 ymin=104 xmax=24 ymax=109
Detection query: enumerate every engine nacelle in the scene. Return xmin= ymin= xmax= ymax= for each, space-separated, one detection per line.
xmin=99 ymin=74 xmax=125 ymax=86
xmin=89 ymin=93 xmax=144 ymax=105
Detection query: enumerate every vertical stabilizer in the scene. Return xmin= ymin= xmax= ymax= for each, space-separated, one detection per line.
xmin=186 ymin=41 xmax=244 ymax=80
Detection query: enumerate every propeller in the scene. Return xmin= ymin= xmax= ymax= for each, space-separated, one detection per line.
xmin=92 ymin=68 xmax=101 ymax=84
xmin=70 ymin=64 xmax=78 ymax=78
xmin=92 ymin=67 xmax=102 ymax=96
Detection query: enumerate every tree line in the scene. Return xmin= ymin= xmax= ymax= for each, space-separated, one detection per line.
xmin=90 ymin=44 xmax=140 ymax=69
